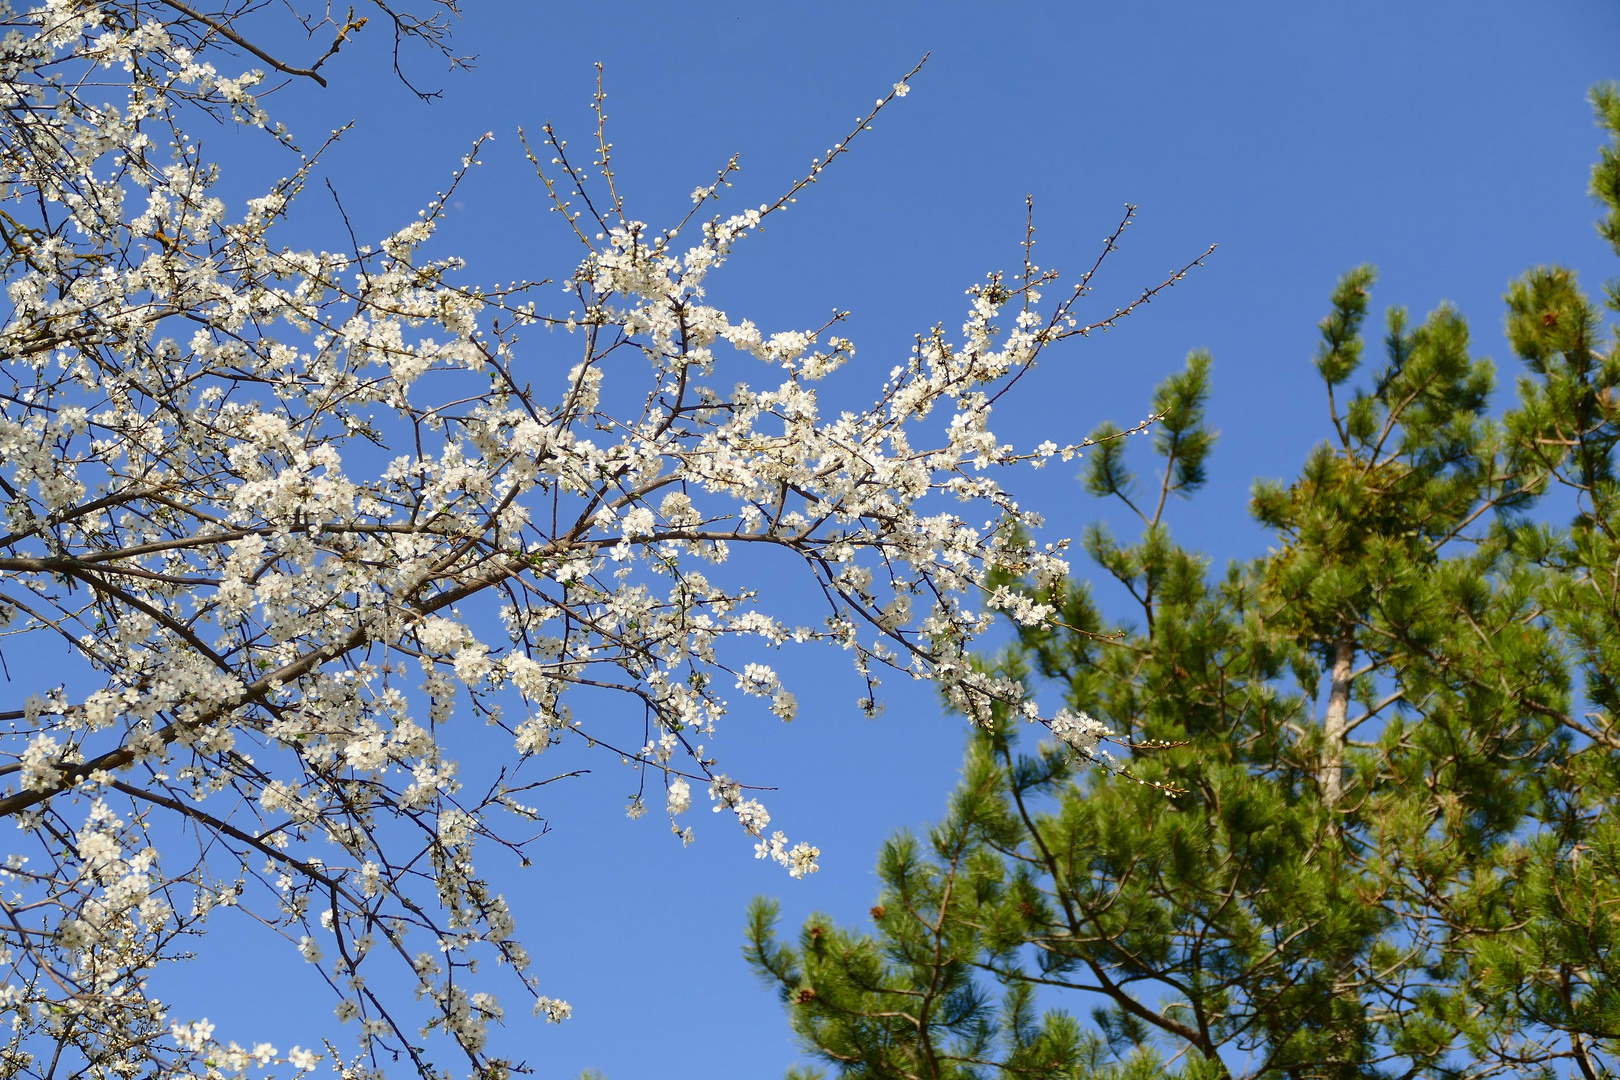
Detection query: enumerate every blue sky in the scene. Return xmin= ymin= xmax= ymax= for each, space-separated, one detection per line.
xmin=142 ymin=2 xmax=1620 ymax=1077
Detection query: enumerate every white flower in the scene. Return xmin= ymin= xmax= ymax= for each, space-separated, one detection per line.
xmin=621 ymin=506 xmax=656 ymax=539
xmin=787 ymin=841 xmax=821 ymax=878
xmin=417 ymin=616 xmax=470 ymax=654
xmin=453 ymin=643 xmax=495 ymax=686
xmin=666 ymin=776 xmax=691 ymax=816
xmin=736 ymin=663 xmax=779 ymax=696
xmin=287 ymin=1047 xmax=321 ymax=1071
xmin=170 ymin=1020 xmax=215 ymax=1053
xmin=535 ymin=997 xmax=572 ymax=1023
xmin=1048 ymin=708 xmax=1113 ymax=758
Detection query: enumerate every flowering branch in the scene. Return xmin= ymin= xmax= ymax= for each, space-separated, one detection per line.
xmin=0 ymin=7 xmax=1205 ymax=1079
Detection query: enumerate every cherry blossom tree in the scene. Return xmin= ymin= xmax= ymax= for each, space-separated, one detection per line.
xmin=0 ymin=3 xmax=1207 ymax=1077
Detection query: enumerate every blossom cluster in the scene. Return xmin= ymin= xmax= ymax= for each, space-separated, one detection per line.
xmin=0 ymin=5 xmax=1203 ymax=1079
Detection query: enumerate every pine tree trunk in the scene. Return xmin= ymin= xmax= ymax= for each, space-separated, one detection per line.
xmin=1320 ymin=632 xmax=1354 ymax=813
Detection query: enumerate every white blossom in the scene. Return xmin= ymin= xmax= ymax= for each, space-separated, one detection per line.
xmin=1048 ymin=708 xmax=1114 ymax=759
xmin=0 ymin=11 xmax=1194 ymax=1079
xmin=667 ymin=776 xmax=692 ymax=816
xmin=287 ymin=1046 xmax=321 ymax=1071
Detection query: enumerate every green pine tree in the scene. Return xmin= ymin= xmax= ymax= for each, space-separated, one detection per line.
xmin=1450 ymin=81 xmax=1620 ymax=1080
xmin=745 ymin=81 xmax=1620 ymax=1080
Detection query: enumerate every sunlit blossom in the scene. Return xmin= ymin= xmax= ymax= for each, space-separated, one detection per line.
xmin=0 ymin=9 xmax=1205 ymax=1080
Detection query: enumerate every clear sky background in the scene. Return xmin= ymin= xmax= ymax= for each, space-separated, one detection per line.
xmin=130 ymin=2 xmax=1620 ymax=1077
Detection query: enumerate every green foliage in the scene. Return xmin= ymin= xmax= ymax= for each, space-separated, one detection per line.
xmin=1082 ymin=421 xmax=1135 ymax=503
xmin=1592 ymin=82 xmax=1620 ymax=274
xmin=1313 ymin=264 xmax=1373 ymax=388
xmin=748 ymin=85 xmax=1620 ymax=1080
xmin=1151 ymin=349 xmax=1216 ymax=500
